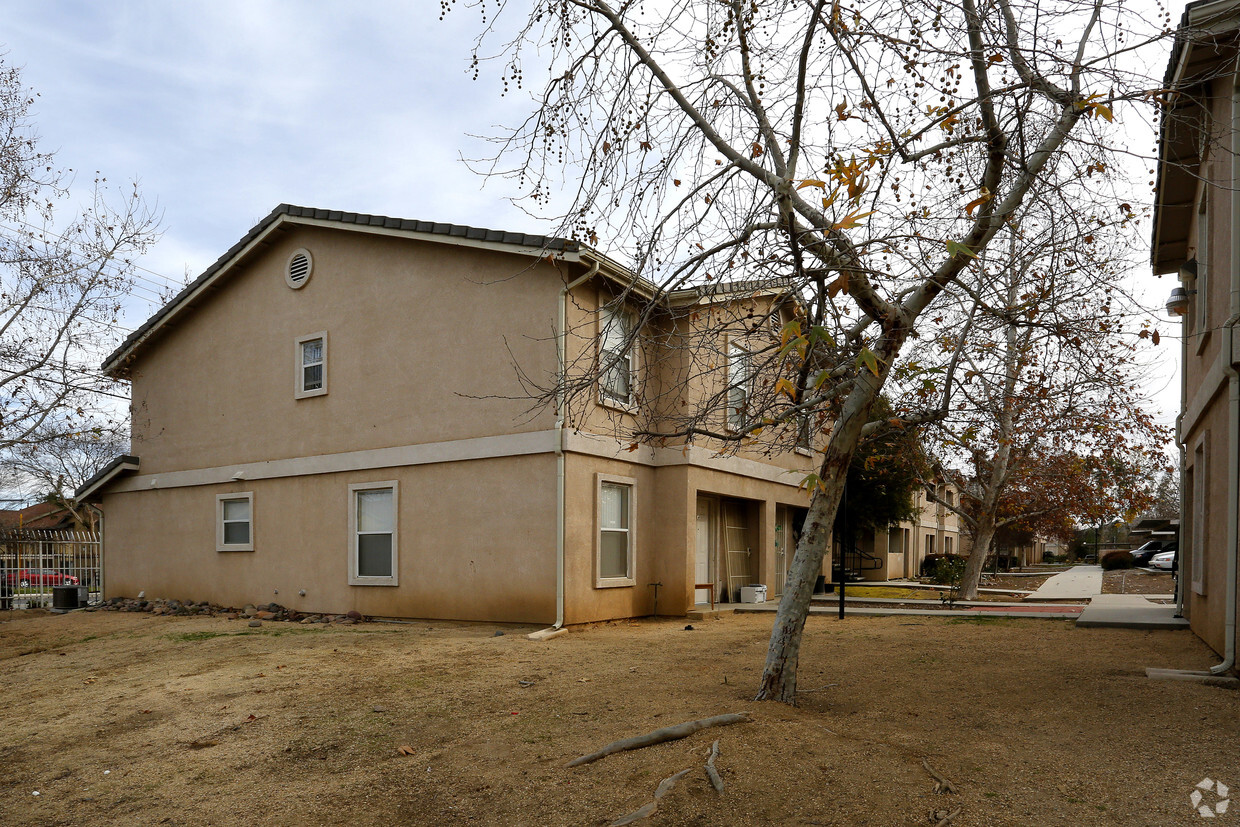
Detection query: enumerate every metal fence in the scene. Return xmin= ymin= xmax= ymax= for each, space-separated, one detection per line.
xmin=0 ymin=529 xmax=101 ymax=609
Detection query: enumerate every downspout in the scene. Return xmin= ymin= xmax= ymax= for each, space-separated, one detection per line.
xmin=547 ymin=260 xmax=599 ymax=631
xmin=1211 ymin=64 xmax=1240 ymax=675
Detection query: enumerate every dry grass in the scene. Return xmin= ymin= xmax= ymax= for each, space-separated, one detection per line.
xmin=0 ymin=608 xmax=1236 ymax=826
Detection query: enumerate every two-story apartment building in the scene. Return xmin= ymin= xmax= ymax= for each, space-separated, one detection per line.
xmin=1152 ymin=0 xmax=1240 ymax=673
xmin=77 ymin=205 xmax=821 ymax=625
xmin=846 ymin=481 xmax=965 ymax=581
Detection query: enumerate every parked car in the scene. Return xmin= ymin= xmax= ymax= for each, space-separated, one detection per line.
xmin=4 ymin=568 xmax=80 ymax=588
xmin=1130 ymin=541 xmax=1163 ymax=567
xmin=1150 ymin=550 xmax=1177 ymax=571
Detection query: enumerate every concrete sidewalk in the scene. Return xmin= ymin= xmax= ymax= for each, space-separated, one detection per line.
xmin=1075 ymin=594 xmax=1189 ymax=630
xmin=1025 ymin=565 xmax=1103 ymax=601
xmin=733 ymin=602 xmax=1084 ymax=620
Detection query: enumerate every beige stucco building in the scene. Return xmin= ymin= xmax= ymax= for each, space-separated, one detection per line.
xmin=1152 ymin=0 xmax=1240 ymax=673
xmin=845 ymin=481 xmax=965 ymax=581
xmin=79 ymin=205 xmax=826 ymax=624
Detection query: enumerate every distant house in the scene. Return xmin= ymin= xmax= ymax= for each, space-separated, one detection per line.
xmin=77 ymin=205 xmax=824 ymax=623
xmin=1151 ymin=0 xmax=1240 ymax=672
xmin=0 ymin=502 xmax=81 ymax=532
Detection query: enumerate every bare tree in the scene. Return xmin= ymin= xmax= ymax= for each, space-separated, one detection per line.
xmin=0 ymin=55 xmax=158 ymax=455
xmin=914 ymin=211 xmax=1169 ymax=599
xmin=455 ymin=0 xmax=1170 ymax=702
xmin=1 ymin=422 xmax=128 ymax=529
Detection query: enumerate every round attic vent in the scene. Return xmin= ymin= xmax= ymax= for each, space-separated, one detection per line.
xmin=286 ymin=249 xmax=313 ymax=289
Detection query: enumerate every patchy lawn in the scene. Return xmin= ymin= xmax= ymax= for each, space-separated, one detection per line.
xmin=0 ymin=608 xmax=1236 ymax=826
xmin=1103 ymin=570 xmax=1176 ymax=596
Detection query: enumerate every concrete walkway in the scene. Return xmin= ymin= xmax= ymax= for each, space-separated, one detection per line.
xmin=733 ymin=602 xmax=1084 ymax=620
xmin=1025 ymin=565 xmax=1103 ymax=601
xmin=1076 ymin=594 xmax=1189 ymax=630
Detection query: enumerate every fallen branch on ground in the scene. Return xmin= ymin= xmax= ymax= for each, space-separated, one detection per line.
xmin=608 ymin=768 xmax=691 ymax=826
xmin=704 ymin=739 xmax=724 ymax=792
xmin=930 ymin=807 xmax=962 ymax=826
xmin=566 ymin=712 xmax=751 ymax=768
xmin=922 ymin=758 xmax=958 ymax=794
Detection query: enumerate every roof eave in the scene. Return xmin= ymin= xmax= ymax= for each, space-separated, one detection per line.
xmin=74 ymin=455 xmax=141 ymax=503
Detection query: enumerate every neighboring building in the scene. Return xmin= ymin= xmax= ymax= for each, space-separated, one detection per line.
xmin=77 ymin=205 xmax=822 ymax=624
xmin=0 ymin=502 xmax=80 ymax=531
xmin=1152 ymin=0 xmax=1240 ymax=669
xmin=844 ymin=481 xmax=965 ymax=581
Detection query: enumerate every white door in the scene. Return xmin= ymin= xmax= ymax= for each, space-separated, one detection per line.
xmin=695 ymin=498 xmax=713 ymax=604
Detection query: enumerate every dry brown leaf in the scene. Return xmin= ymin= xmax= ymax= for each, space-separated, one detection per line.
xmin=397 ymin=745 xmax=416 ymax=756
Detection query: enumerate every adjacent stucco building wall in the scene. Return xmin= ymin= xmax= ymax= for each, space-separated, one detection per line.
xmin=102 ymin=454 xmax=558 ymax=622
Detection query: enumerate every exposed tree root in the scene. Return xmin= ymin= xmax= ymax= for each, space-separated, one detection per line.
xmin=929 ymin=806 xmax=962 ymax=826
xmin=704 ymin=739 xmax=724 ymax=792
xmin=566 ymin=712 xmax=751 ymax=768
xmin=922 ymin=758 xmax=958 ymax=794
xmin=608 ymin=768 xmax=692 ymax=826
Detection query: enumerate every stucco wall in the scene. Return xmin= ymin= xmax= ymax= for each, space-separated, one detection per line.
xmin=560 ymin=450 xmax=812 ymax=623
xmin=1184 ymin=399 xmax=1235 ymax=656
xmin=102 ymin=454 xmax=558 ymax=623
xmin=127 ymin=226 xmax=562 ymax=475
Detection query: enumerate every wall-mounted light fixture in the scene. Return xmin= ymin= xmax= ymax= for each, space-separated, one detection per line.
xmin=1167 ymin=259 xmax=1198 ymax=317
xmin=1166 ymin=286 xmax=1191 ymax=317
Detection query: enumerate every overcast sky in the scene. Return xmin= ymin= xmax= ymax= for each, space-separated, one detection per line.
xmin=1 ymin=0 xmax=1184 ymax=433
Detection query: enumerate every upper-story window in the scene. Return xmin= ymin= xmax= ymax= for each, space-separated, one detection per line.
xmin=295 ymin=332 xmax=327 ymax=399
xmin=796 ymin=413 xmax=812 ymax=454
xmin=1196 ymin=188 xmax=1210 ymax=340
xmin=599 ymin=304 xmax=636 ymax=407
xmin=727 ymin=342 xmax=752 ymax=431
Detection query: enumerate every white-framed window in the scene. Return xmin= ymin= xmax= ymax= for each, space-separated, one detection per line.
xmin=1192 ymin=437 xmax=1207 ymax=595
xmin=795 ymin=413 xmax=812 ymax=454
xmin=727 ymin=341 xmax=751 ymax=431
xmin=599 ymin=303 xmax=636 ymax=407
xmin=295 ymin=331 xmax=328 ymax=399
xmin=216 ymin=492 xmax=254 ymax=552
xmin=596 ymin=473 xmax=636 ymax=587
xmin=1196 ymin=188 xmax=1211 ymax=343
xmin=348 ymin=481 xmax=398 ymax=586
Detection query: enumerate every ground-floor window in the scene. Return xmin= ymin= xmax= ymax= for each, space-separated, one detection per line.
xmin=349 ymin=481 xmax=398 ymax=586
xmin=925 ymin=534 xmax=935 ymax=556
xmin=216 ymin=492 xmax=254 ymax=552
xmin=596 ymin=474 xmax=636 ymax=587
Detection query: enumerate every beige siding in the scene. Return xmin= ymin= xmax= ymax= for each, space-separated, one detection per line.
xmin=128 ymin=227 xmax=561 ymax=475
xmin=102 ymin=454 xmax=558 ymax=623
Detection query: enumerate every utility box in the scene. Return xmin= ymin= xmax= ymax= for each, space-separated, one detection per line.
xmin=739 ymin=584 xmax=768 ymax=603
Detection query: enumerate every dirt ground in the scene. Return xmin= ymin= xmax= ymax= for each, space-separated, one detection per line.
xmin=1103 ymin=570 xmax=1176 ymax=595
xmin=1 ymin=608 xmax=1237 ymax=827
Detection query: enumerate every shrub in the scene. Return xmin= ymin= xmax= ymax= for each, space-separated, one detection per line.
xmin=920 ymin=553 xmax=964 ymax=579
xmin=934 ymin=556 xmax=968 ymax=607
xmin=1101 ymin=550 xmax=1135 ymax=570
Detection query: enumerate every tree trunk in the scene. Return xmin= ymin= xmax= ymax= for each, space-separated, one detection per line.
xmin=755 ymin=379 xmax=879 ymax=703
xmin=957 ymin=520 xmax=996 ymax=601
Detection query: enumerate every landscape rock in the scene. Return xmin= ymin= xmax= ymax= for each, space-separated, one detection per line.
xmin=248 ymin=620 xmax=262 ymax=628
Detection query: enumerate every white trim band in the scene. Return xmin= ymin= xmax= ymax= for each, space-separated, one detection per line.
xmin=107 ymin=429 xmax=811 ymax=493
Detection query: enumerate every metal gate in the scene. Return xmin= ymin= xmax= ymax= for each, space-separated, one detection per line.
xmin=0 ymin=529 xmax=101 ymax=609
